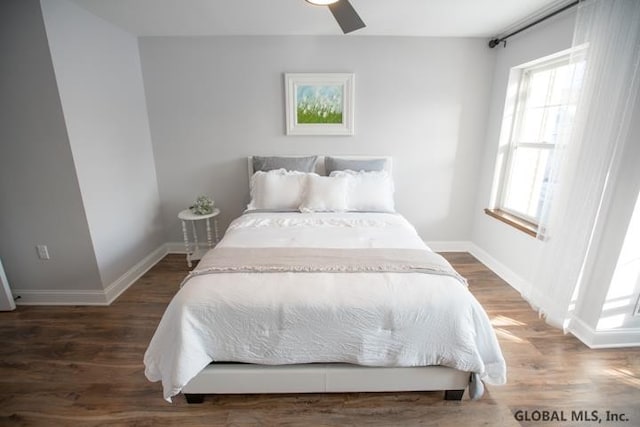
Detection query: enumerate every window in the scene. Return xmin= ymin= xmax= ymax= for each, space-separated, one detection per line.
xmin=490 ymin=50 xmax=585 ymax=231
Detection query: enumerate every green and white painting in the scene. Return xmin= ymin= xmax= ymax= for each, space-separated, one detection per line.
xmin=285 ymin=73 xmax=354 ymax=135
xmin=296 ymin=85 xmax=343 ymax=124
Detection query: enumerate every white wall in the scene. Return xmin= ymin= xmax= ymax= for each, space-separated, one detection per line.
xmin=0 ymin=0 xmax=103 ymax=293
xmin=470 ymin=11 xmax=577 ymax=288
xmin=41 ymin=0 xmax=165 ymax=286
xmin=139 ymin=36 xmax=495 ymax=243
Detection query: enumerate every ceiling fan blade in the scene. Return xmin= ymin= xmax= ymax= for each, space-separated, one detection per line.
xmin=328 ymin=0 xmax=366 ymax=34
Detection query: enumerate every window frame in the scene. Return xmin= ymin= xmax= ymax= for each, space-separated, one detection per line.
xmin=492 ymin=50 xmax=582 ymax=228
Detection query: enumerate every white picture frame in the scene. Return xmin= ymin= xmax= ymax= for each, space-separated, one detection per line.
xmin=285 ymin=73 xmax=355 ymax=136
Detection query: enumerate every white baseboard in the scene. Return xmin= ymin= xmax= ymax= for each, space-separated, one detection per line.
xmin=468 ymin=243 xmax=640 ymax=348
xmin=13 ymin=288 xmax=110 ymax=306
xmin=467 ymin=243 xmax=529 ymax=293
xmin=570 ymin=317 xmax=640 ymax=348
xmin=426 ymin=241 xmax=472 ymax=252
xmin=426 ymin=241 xmax=530 ymax=295
xmin=15 ymin=244 xmax=168 ymax=306
xmin=104 ymin=244 xmax=168 ymax=304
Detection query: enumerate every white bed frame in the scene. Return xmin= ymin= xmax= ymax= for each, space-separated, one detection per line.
xmin=182 ymin=363 xmax=471 ymax=402
xmin=181 ymin=156 xmax=472 ymax=403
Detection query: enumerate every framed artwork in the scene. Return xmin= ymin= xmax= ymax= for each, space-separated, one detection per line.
xmin=285 ymin=73 xmax=355 ymax=135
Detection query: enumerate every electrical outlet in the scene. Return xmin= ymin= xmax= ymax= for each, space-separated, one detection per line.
xmin=36 ymin=245 xmax=50 ymax=260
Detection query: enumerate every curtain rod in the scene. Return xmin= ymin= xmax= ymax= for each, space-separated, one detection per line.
xmin=488 ymin=0 xmax=579 ymax=48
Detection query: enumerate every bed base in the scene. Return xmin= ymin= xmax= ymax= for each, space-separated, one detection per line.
xmin=182 ymin=363 xmax=470 ymax=403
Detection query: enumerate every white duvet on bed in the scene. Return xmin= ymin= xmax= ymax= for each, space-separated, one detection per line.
xmin=144 ymin=212 xmax=506 ymax=401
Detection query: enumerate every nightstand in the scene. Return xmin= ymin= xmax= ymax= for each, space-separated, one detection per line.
xmin=178 ymin=208 xmax=220 ymax=268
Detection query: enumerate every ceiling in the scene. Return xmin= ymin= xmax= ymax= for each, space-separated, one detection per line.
xmin=68 ymin=0 xmax=571 ymax=38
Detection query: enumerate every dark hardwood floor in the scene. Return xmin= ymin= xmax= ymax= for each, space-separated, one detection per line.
xmin=1 ymin=253 xmax=638 ymax=426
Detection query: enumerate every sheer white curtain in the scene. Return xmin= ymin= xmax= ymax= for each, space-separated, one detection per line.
xmin=522 ymin=0 xmax=640 ymax=329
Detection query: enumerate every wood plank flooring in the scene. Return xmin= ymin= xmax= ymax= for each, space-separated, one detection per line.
xmin=0 ymin=253 xmax=638 ymax=426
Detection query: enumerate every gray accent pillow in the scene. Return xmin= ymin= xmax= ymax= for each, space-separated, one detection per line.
xmin=252 ymin=156 xmax=317 ymax=173
xmin=325 ymin=157 xmax=387 ymax=174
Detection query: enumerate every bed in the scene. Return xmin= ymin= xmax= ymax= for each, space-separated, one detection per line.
xmin=144 ymin=156 xmax=506 ymax=403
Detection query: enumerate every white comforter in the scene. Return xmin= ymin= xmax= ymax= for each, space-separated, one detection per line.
xmin=144 ymin=212 xmax=506 ymax=401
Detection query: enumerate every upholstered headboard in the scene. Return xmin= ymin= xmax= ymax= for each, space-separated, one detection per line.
xmin=247 ymin=155 xmax=392 ymax=181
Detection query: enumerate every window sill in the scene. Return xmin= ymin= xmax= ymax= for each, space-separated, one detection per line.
xmin=484 ymin=209 xmax=538 ymax=238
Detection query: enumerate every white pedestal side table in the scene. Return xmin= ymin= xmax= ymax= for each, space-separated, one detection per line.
xmin=178 ymin=208 xmax=220 ymax=268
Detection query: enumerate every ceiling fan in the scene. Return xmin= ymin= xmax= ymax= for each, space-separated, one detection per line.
xmin=306 ymin=0 xmax=366 ymax=34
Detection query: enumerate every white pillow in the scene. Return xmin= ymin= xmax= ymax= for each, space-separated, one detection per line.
xmin=299 ymin=175 xmax=348 ymax=213
xmin=330 ymin=170 xmax=395 ymax=212
xmin=247 ymin=169 xmax=309 ymax=211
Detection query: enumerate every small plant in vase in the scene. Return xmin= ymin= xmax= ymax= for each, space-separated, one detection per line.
xmin=190 ymin=195 xmax=215 ymax=215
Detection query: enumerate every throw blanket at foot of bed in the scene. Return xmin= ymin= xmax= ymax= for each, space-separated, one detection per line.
xmin=182 ymin=247 xmax=467 ymax=286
